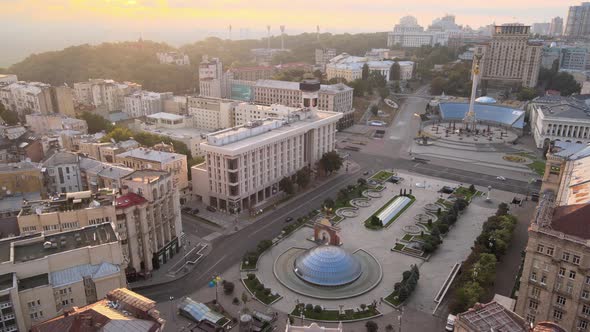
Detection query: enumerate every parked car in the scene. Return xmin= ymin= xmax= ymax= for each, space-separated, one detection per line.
xmin=440 ymin=186 xmax=455 ymax=194
xmin=496 ymin=176 xmax=506 ymax=181
xmin=363 ymin=171 xmax=370 ymax=176
xmin=192 ymin=208 xmax=200 ymax=214
xmin=445 ymin=314 xmax=456 ymax=331
xmin=389 ymin=176 xmax=402 ymax=183
xmin=285 ymin=217 xmax=293 ymax=222
xmin=206 ymin=206 xmax=216 ymax=212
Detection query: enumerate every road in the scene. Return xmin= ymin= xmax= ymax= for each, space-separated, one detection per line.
xmin=136 ymin=84 xmax=539 ymax=302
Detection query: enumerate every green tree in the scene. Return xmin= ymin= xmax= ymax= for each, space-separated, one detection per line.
xmin=389 ymin=62 xmax=401 ymax=81
xmin=370 ymin=105 xmax=379 ymax=116
xmin=295 ymin=167 xmax=311 ymax=188
xmin=101 ymin=127 xmax=133 ymax=143
xmin=362 ymin=63 xmax=370 ymax=81
xmin=365 ymin=320 xmax=378 ymax=332
xmin=430 ymin=76 xmax=446 ymax=95
xmin=279 ymin=177 xmax=295 ymax=195
xmin=78 ymin=112 xmax=114 ymax=134
xmin=471 ymin=253 xmax=497 ymax=285
xmin=378 ymin=86 xmax=389 ymax=99
xmin=517 ymin=87 xmax=538 ymax=101
xmin=454 ymin=281 xmax=484 ymax=313
xmin=550 ymin=72 xmax=581 ymax=96
xmin=319 ymin=151 xmax=343 ymax=175
xmin=323 ymin=198 xmax=335 ymax=209
xmin=0 ymin=103 xmax=19 ymax=125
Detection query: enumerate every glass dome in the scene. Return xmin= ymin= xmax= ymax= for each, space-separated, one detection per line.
xmin=293 ymin=245 xmax=362 ymax=287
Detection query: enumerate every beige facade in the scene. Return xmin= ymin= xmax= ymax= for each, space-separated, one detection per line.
xmin=188 ymin=97 xmax=235 ymax=130
xmin=73 ymin=79 xmax=141 ymax=113
xmin=0 ymin=223 xmax=126 ymax=331
xmin=475 ymin=25 xmax=542 ymax=88
xmin=17 ymin=190 xmax=116 ymax=235
xmin=514 ymin=143 xmax=590 ymax=331
xmin=193 ymin=106 xmax=342 ymax=213
xmin=233 ymin=103 xmax=301 ymax=126
xmin=25 ymin=114 xmax=88 ymax=135
xmin=116 ymin=170 xmax=183 ymax=274
xmin=115 ymin=148 xmax=189 ymax=200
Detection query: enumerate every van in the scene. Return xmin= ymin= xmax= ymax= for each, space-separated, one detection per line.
xmin=445 ymin=314 xmax=456 ymax=331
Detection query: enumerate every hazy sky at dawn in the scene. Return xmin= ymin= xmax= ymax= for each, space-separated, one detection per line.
xmin=0 ymin=0 xmax=578 ymax=66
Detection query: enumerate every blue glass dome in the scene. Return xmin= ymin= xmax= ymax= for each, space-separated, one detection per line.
xmin=293 ymin=245 xmax=362 ymax=287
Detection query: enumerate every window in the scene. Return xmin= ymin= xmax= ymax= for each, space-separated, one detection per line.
xmin=584 ymin=290 xmax=590 ymax=299
xmin=579 ymin=320 xmax=589 ymax=330
xmin=553 ymin=309 xmax=563 ymax=320
xmin=574 ymin=255 xmax=581 ymax=265
xmin=526 ymin=314 xmax=535 ymax=324
xmin=537 ymin=244 xmax=545 ymax=253
xmin=541 ymin=275 xmax=547 ymax=285
xmin=531 ymin=272 xmax=537 ymax=281
xmin=571 ymin=270 xmax=577 ymax=280
xmin=529 ymin=299 xmax=539 ymax=309
xmin=559 ymin=268 xmax=566 ymax=277
xmin=584 ymin=304 xmax=590 ymax=316
xmin=547 ymin=247 xmax=554 ymax=256
xmin=563 ymin=252 xmax=571 ymax=261
xmin=556 ymin=296 xmax=566 ymax=306
xmin=532 ymin=287 xmax=541 ymax=297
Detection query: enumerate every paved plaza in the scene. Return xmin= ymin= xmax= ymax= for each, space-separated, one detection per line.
xmin=253 ymin=171 xmax=519 ymax=315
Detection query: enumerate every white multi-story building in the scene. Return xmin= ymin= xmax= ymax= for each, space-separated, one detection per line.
xmin=115 ymin=170 xmax=183 ymax=274
xmin=0 ymin=82 xmax=74 ymax=117
xmin=123 ymin=91 xmax=171 ymax=118
xmin=192 ymin=81 xmax=342 ymax=213
xmin=188 ymin=96 xmax=236 ymax=130
xmin=315 ymin=48 xmax=337 ymax=71
xmin=42 ymin=151 xmax=83 ymax=194
xmin=530 ymin=96 xmax=590 ymax=148
xmin=387 ymin=16 xmax=449 ymax=48
xmin=199 ymin=56 xmax=225 ymax=98
xmin=326 ymin=53 xmax=414 ymax=82
xmin=156 ymin=52 xmax=190 ymax=66
xmin=233 ymin=103 xmax=301 ymax=126
xmin=73 ymin=79 xmax=142 ymax=113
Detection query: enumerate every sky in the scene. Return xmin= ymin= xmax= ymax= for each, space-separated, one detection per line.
xmin=0 ymin=0 xmax=579 ymax=66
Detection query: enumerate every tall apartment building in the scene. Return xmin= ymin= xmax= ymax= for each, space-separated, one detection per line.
xmin=550 ymin=17 xmax=564 ymax=36
xmin=532 ymin=23 xmax=551 ymax=36
xmin=474 ymin=24 xmax=542 ymax=89
xmin=0 ymin=223 xmax=126 ymax=331
xmin=0 ymin=82 xmax=74 ymax=117
xmin=42 ymin=151 xmax=83 ymax=194
xmin=31 ymin=288 xmax=165 ymax=332
xmin=116 ymin=170 xmax=183 ymax=274
xmin=199 ymin=56 xmax=225 ymax=98
xmin=565 ymin=2 xmax=590 ymax=38
xmin=115 ymin=148 xmax=189 ymax=201
xmin=192 ymin=81 xmax=342 ymax=213
xmin=514 ymin=142 xmax=590 ymax=331
xmin=315 ymin=48 xmax=337 ymax=71
xmin=17 ymin=190 xmax=116 ymax=235
xmin=73 ymin=79 xmax=142 ymax=113
xmin=252 ymin=79 xmax=353 ymax=128
xmin=123 ymin=91 xmax=171 ymax=118
xmin=188 ymin=96 xmax=236 ymax=130
xmin=156 ymin=51 xmax=190 ymax=66
xmin=25 ymin=114 xmax=88 ymax=135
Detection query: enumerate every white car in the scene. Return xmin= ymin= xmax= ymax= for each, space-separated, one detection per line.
xmin=445 ymin=314 xmax=456 ymax=331
xmin=496 ymin=176 xmax=506 ymax=181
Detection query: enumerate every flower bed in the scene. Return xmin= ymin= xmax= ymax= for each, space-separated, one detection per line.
xmin=369 ymin=170 xmax=394 ymax=182
xmin=291 ymin=304 xmax=380 ymax=321
xmin=243 ymin=274 xmax=281 ymax=305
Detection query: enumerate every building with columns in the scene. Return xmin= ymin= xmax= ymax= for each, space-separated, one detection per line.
xmin=192 ymin=81 xmax=342 ymax=214
xmin=514 ymin=142 xmax=590 ymax=331
xmin=529 ymin=96 xmax=590 ymax=148
xmin=115 ymin=170 xmax=183 ymax=275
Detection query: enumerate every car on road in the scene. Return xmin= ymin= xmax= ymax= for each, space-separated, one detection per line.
xmin=285 ymin=217 xmax=293 ymax=222
xmin=388 ymin=176 xmax=402 ymax=184
xmin=440 ymin=186 xmax=455 ymax=194
xmin=192 ymin=208 xmax=200 ymax=214
xmin=445 ymin=314 xmax=456 ymax=331
xmin=415 ymin=182 xmax=426 ymax=188
xmin=206 ymin=206 xmax=216 ymax=212
xmin=496 ymin=176 xmax=506 ymax=181
xmin=363 ymin=171 xmax=370 ymax=176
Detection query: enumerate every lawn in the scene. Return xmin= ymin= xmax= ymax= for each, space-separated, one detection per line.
xmin=453 ymin=186 xmax=478 ymax=200
xmin=240 ymin=259 xmax=258 ymax=271
xmin=364 ymin=195 xmax=415 ymax=230
xmin=291 ymin=306 xmax=380 ymax=321
xmin=393 ymin=243 xmax=405 ymax=251
xmin=369 ymin=170 xmax=394 ymax=182
xmin=385 ymin=290 xmax=403 ymax=306
xmin=243 ymin=276 xmax=281 ymax=305
xmin=402 ymin=234 xmax=414 ymax=241
xmin=528 ymin=160 xmax=546 ymax=176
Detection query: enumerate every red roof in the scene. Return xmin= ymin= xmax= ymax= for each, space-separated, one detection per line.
xmin=551 ymin=203 xmax=590 ymax=239
xmin=115 ymin=192 xmax=147 ymax=209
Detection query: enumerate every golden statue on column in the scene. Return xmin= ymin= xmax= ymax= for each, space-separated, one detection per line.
xmin=463 ymin=54 xmax=482 ymax=131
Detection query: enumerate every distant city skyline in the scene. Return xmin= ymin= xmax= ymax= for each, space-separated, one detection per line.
xmin=0 ymin=0 xmax=579 ymax=67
